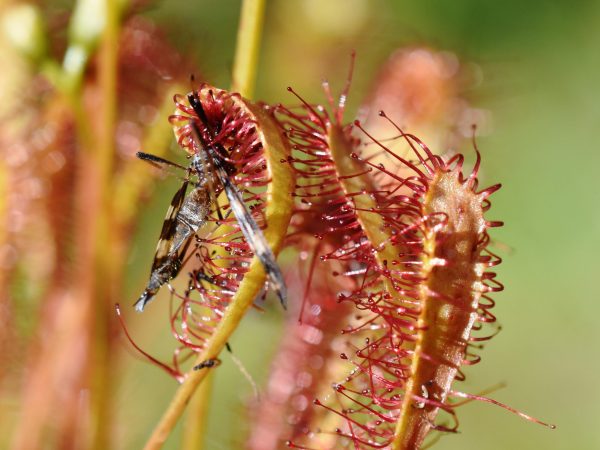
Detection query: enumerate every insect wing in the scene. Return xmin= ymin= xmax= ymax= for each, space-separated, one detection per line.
xmin=151 ymin=180 xmax=189 ymax=272
xmin=219 ymin=171 xmax=288 ymax=309
xmin=169 ymin=186 xmax=211 ymax=255
xmin=134 ymin=180 xmax=189 ymax=312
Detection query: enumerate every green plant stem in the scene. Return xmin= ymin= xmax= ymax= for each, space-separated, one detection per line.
xmin=89 ymin=0 xmax=120 ymax=447
xmin=181 ymin=368 xmax=215 ymax=450
xmin=231 ymin=0 xmax=266 ymax=99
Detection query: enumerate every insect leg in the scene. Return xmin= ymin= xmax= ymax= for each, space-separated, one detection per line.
xmin=207 ymin=187 xmax=224 ymax=221
xmin=220 ymin=175 xmax=288 ymax=309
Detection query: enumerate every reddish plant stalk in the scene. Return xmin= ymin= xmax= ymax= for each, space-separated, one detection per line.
xmin=267 ymin=78 xmax=505 ymax=448
xmin=5 ymin=14 xmax=197 ymax=448
xmin=246 ymin=256 xmax=354 ymax=450
xmin=248 ymin=49 xmax=491 ymax=448
xmin=392 ymin=141 xmax=502 ymax=449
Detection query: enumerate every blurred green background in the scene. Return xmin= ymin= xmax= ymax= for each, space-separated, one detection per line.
xmin=9 ymin=0 xmax=600 ymax=449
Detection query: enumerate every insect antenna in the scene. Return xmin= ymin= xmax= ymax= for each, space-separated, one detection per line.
xmin=136 ymin=151 xmax=190 ymax=182
xmin=136 ymin=151 xmax=188 ymax=171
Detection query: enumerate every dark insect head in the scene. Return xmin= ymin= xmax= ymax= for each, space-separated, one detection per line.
xmin=187 ymin=91 xmax=236 ymax=176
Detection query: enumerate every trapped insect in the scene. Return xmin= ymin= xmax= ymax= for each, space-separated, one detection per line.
xmin=134 ymin=91 xmax=287 ymax=312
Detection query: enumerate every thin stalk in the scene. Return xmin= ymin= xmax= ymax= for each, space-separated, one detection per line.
xmin=231 ymin=0 xmax=266 ymax=99
xmin=181 ymin=371 xmax=215 ymax=450
xmin=0 ymin=161 xmax=8 ymax=365
xmin=90 ymin=0 xmax=120 ymax=447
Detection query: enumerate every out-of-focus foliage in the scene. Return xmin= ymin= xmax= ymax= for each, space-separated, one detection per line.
xmin=1 ymin=1 xmax=598 ymax=449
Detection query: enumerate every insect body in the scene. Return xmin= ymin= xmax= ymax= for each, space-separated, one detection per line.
xmin=134 ymin=91 xmax=287 ymax=312
xmin=134 ymin=156 xmax=211 ymax=312
xmin=186 ymin=92 xmax=287 ymax=309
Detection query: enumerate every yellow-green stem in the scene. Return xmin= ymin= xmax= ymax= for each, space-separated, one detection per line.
xmin=181 ymin=372 xmax=215 ymax=450
xmin=90 ymin=0 xmax=120 ymax=447
xmin=231 ymin=0 xmax=266 ymax=99
xmin=0 ymin=161 xmax=7 ymax=351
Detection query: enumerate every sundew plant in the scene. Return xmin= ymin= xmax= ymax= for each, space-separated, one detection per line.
xmin=0 ymin=1 xmax=562 ymax=449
